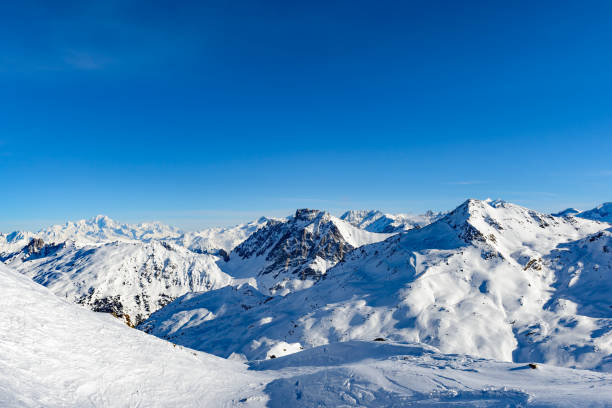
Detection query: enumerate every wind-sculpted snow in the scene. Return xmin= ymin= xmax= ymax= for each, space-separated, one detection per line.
xmin=2 ymin=240 xmax=232 ymax=325
xmin=2 ymin=244 xmax=612 ymax=406
xmin=340 ymin=209 xmax=445 ymax=233
xmin=142 ymin=199 xmax=612 ymax=372
xmin=253 ymin=341 xmax=612 ymax=407
xmin=222 ymin=209 xmax=393 ymax=295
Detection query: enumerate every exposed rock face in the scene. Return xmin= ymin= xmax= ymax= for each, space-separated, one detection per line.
xmin=226 ymin=209 xmax=392 ymax=294
xmin=25 ymin=238 xmax=45 ymax=254
xmin=235 ymin=210 xmax=349 ymax=279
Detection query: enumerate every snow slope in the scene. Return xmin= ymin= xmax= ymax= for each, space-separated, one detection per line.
xmin=340 ymin=209 xmax=445 ymax=233
xmin=254 ymin=340 xmax=612 ymax=408
xmin=222 ymin=209 xmax=393 ymax=295
xmin=142 ymin=199 xmax=612 ymax=372
xmin=2 ymin=253 xmax=612 ymax=407
xmin=0 ymin=263 xmax=266 ymax=407
xmin=0 ymin=215 xmax=272 ymax=325
xmin=2 ymin=240 xmax=232 ymax=325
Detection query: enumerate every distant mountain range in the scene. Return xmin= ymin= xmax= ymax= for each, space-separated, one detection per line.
xmin=340 ymin=209 xmax=446 ymax=232
xmin=1 ymin=200 xmax=611 ymax=371
xmin=553 ymin=202 xmax=612 ymax=222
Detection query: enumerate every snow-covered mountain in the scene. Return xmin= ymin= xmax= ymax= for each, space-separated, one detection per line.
xmin=552 ymin=207 xmax=582 ymax=217
xmin=172 ymin=216 xmax=273 ymax=256
xmin=0 ymin=215 xmax=183 ymax=250
xmin=141 ymin=199 xmax=612 ymax=372
xmin=576 ymin=202 xmax=612 ymax=223
xmin=222 ymin=209 xmax=393 ymax=295
xmin=0 ymin=214 xmax=273 ymax=256
xmin=551 ymin=202 xmax=612 ymax=224
xmin=0 ymin=215 xmax=275 ymax=324
xmin=340 ymin=209 xmax=445 ymax=233
xmin=1 ymin=240 xmax=232 ymax=325
xmin=2 ymin=262 xmax=610 ymax=407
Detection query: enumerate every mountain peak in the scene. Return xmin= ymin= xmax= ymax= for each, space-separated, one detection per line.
xmin=89 ymin=214 xmax=114 ymax=227
xmin=294 ymin=208 xmax=322 ymax=221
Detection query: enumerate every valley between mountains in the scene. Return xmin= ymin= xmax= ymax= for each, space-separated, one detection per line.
xmin=1 ymin=199 xmax=612 ymax=406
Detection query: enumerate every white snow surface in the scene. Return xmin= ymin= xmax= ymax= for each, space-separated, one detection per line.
xmin=0 ymin=215 xmax=273 ymax=324
xmin=0 ymin=262 xmax=265 ymax=407
xmin=142 ymin=199 xmax=612 ymax=372
xmin=340 ymin=209 xmax=445 ymax=233
xmin=2 ymin=240 xmax=233 ymax=325
xmin=172 ymin=217 xmax=274 ymax=254
xmin=576 ymin=202 xmax=612 ymax=223
xmin=0 ymin=214 xmax=272 ymax=255
xmin=2 ymin=262 xmax=612 ymax=407
xmin=0 ymin=215 xmax=182 ymax=249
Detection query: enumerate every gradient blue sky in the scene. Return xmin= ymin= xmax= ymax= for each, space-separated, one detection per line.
xmin=1 ymin=0 xmax=611 ymax=231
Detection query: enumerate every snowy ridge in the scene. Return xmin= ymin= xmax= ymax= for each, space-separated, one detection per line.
xmin=0 ymin=215 xmax=272 ymax=324
xmin=551 ymin=202 xmax=612 ymax=224
xmin=2 ymin=240 xmax=232 ymax=325
xmin=142 ymin=199 xmax=612 ymax=372
xmin=576 ymin=202 xmax=612 ymax=223
xmin=172 ymin=217 xmax=273 ymax=255
xmin=552 ymin=208 xmax=581 ymax=217
xmin=340 ymin=209 xmax=445 ymax=233
xmin=0 ymin=214 xmax=272 ymax=256
xmin=1 ymin=215 xmax=182 ymax=248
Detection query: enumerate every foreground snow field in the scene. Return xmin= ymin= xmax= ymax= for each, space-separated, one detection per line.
xmin=0 ymin=263 xmax=266 ymax=407
xmin=1 ymin=263 xmax=612 ymax=407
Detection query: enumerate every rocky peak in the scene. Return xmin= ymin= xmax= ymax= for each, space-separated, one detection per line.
xmin=226 ymin=209 xmax=390 ymax=294
xmin=294 ymin=209 xmax=321 ymax=222
xmin=25 ymin=238 xmax=45 ymax=254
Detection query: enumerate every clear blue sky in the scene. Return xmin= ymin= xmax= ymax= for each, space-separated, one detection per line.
xmin=1 ymin=1 xmax=611 ymax=231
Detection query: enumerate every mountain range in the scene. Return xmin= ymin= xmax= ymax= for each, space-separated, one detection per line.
xmin=1 ymin=200 xmax=612 ymax=405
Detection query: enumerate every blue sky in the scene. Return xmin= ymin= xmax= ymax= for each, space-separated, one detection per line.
xmin=1 ymin=1 xmax=611 ymax=231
